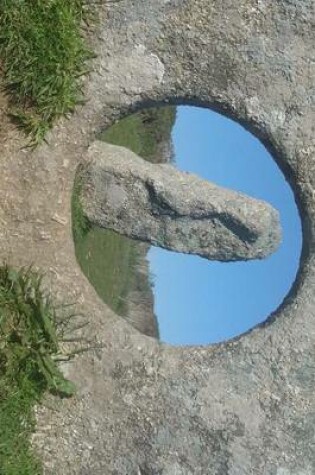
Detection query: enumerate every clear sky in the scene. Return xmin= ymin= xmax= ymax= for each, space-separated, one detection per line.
xmin=148 ymin=105 xmax=302 ymax=345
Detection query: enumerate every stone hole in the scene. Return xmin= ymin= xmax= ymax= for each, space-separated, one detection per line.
xmin=72 ymin=105 xmax=302 ymax=345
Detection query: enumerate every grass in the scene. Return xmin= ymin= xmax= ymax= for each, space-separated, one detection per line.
xmin=0 ymin=0 xmax=92 ymax=145
xmin=74 ymin=225 xmax=140 ymax=315
xmin=72 ymin=170 xmax=92 ymax=245
xmin=0 ymin=374 xmax=43 ymax=475
xmin=71 ymin=171 xmax=137 ymax=315
xmin=100 ymin=106 xmax=177 ymax=161
xmin=0 ymin=265 xmax=78 ymax=474
xmin=71 ymin=170 xmax=139 ymax=315
xmin=73 ymin=107 xmax=177 ymax=316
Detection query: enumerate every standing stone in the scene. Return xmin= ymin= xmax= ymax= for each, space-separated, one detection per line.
xmin=80 ymin=141 xmax=282 ymax=261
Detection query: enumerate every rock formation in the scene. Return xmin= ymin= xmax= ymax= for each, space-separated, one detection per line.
xmin=80 ymin=141 xmax=282 ymax=262
xmin=5 ymin=1 xmax=311 ymax=473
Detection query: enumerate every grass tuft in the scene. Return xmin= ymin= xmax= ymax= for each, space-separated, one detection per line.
xmin=0 ymin=265 xmax=79 ymax=474
xmin=0 ymin=0 xmax=93 ymax=145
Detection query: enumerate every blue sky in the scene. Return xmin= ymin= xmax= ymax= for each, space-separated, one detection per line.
xmin=148 ymin=106 xmax=302 ymax=345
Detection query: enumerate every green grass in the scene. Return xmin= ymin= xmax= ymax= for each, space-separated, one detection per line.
xmin=100 ymin=106 xmax=177 ymax=161
xmin=0 ymin=265 xmax=77 ymax=474
xmin=72 ymin=169 xmax=140 ymax=316
xmin=72 ymin=170 xmax=92 ymax=245
xmin=0 ymin=368 xmax=43 ymax=475
xmin=73 ymin=107 xmax=177 ymax=317
xmin=0 ymin=0 xmax=92 ymax=145
xmin=74 ymin=227 xmax=139 ymax=315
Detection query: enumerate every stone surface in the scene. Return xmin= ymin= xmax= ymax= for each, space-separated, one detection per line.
xmin=81 ymin=141 xmax=282 ymax=261
xmin=0 ymin=0 xmax=313 ymax=474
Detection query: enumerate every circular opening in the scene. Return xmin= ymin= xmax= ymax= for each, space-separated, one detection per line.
xmin=72 ymin=105 xmax=302 ymax=345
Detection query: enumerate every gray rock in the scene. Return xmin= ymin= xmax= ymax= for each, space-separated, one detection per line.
xmin=80 ymin=141 xmax=282 ymax=261
xmin=18 ymin=0 xmax=313 ymax=472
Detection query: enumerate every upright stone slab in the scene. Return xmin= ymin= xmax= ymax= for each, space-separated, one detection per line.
xmin=80 ymin=141 xmax=282 ymax=262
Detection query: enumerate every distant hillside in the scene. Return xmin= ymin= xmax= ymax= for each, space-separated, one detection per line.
xmin=124 ymin=242 xmax=160 ymax=339
xmin=100 ymin=106 xmax=176 ymax=163
xmin=74 ymin=107 xmax=177 ymax=339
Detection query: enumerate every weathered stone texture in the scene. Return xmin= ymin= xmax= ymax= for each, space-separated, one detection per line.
xmin=81 ymin=141 xmax=282 ymax=261
xmin=0 ymin=0 xmax=313 ymax=474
